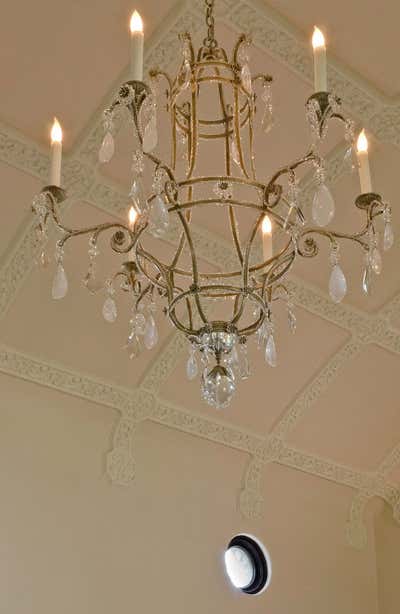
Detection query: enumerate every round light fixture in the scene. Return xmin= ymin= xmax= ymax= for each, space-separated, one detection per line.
xmin=224 ymin=534 xmax=271 ymax=595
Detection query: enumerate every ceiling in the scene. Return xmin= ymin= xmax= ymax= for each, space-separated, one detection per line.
xmin=1 ymin=1 xmax=400 ymax=612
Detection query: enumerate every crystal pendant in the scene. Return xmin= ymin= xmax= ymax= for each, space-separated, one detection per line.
xmin=312 ymin=184 xmax=335 ymax=227
xmin=126 ymin=334 xmax=142 ymax=359
xmin=265 ymin=335 xmax=277 ymax=367
xmin=102 ymin=296 xmax=117 ymax=323
xmin=144 ymin=314 xmax=158 ymax=350
xmin=241 ymin=64 xmax=252 ymax=94
xmin=343 ymin=146 xmax=355 ymax=174
xmin=52 ymin=263 xmax=68 ymax=300
xmin=261 ymin=107 xmax=274 ymax=134
xmin=149 ymin=195 xmax=169 ymax=238
xmin=129 ymin=177 xmax=146 ymax=212
xmin=384 ymin=223 xmax=394 ymax=252
xmin=202 ymin=365 xmax=236 ymax=409
xmin=329 ymin=264 xmax=347 ymax=303
xmin=370 ymin=248 xmax=383 ymax=275
xmin=287 ymin=308 xmax=297 ymax=334
xmin=362 ymin=266 xmax=372 ymax=295
xmin=39 ymin=250 xmax=50 ymax=268
xmin=132 ymin=312 xmax=146 ymax=335
xmin=238 ymin=344 xmax=250 ymax=380
xmin=143 ymin=114 xmax=158 ymax=153
xmin=99 ymin=132 xmax=115 ymax=164
xmin=186 ymin=352 xmax=198 ymax=380
xmin=231 ymin=137 xmax=241 ymax=167
xmin=180 ymin=60 xmax=192 ymax=90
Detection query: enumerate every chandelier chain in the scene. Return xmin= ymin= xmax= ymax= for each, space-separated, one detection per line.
xmin=204 ymin=0 xmax=217 ymax=49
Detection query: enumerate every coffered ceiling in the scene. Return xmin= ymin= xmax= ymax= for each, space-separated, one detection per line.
xmin=1 ymin=1 xmax=399 ymax=612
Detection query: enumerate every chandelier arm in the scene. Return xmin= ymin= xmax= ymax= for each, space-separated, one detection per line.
xmin=266 ymin=150 xmax=316 ymax=194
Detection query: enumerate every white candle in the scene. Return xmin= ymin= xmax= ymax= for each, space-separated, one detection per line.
xmin=50 ymin=118 xmax=63 ymax=186
xmin=130 ymin=10 xmax=144 ymax=81
xmin=356 ymin=130 xmax=372 ymax=193
xmin=312 ymin=26 xmax=327 ymax=92
xmin=262 ymin=215 xmax=273 ymax=262
xmin=128 ymin=205 xmax=138 ymax=230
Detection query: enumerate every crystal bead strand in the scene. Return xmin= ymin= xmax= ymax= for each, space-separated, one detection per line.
xmin=383 ymin=206 xmax=395 ymax=252
xmin=261 ymin=81 xmax=274 ymax=134
xmin=83 ymin=235 xmax=101 ymax=293
xmin=98 ymin=110 xmax=115 ymax=164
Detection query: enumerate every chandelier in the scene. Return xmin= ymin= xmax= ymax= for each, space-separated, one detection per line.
xmin=32 ymin=1 xmax=394 ymax=409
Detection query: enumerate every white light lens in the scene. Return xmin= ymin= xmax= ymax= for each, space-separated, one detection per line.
xmin=224 ymin=546 xmax=255 ymax=589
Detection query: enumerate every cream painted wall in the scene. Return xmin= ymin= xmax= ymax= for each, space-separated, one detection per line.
xmin=0 ymin=372 xmax=383 ymax=614
xmin=375 ymin=506 xmax=400 ymax=614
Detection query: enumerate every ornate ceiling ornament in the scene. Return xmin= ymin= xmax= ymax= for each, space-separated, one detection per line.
xmin=31 ymin=1 xmax=394 ymax=409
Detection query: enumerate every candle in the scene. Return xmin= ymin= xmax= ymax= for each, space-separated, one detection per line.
xmin=312 ymin=26 xmax=327 ymax=92
xmin=50 ymin=117 xmax=63 ymax=186
xmin=129 ymin=206 xmax=138 ymax=230
xmin=356 ymin=130 xmax=372 ymax=193
xmin=262 ymin=215 xmax=273 ymax=262
xmin=130 ymin=10 xmax=144 ymax=81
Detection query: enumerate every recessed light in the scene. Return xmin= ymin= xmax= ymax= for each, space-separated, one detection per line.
xmin=224 ymin=534 xmax=271 ymax=595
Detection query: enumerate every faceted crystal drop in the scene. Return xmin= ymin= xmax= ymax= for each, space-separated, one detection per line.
xmin=186 ymin=353 xmax=198 ymax=380
xmin=329 ymin=264 xmax=347 ymax=303
xmin=261 ymin=107 xmax=274 ymax=134
xmin=241 ymin=64 xmax=252 ymax=94
xmin=371 ymin=248 xmax=383 ymax=275
xmin=83 ymin=272 xmax=103 ymax=294
xmin=312 ymin=184 xmax=335 ymax=227
xmin=215 ymin=375 xmax=236 ymax=409
xmin=98 ymin=132 xmax=115 ymax=164
xmin=129 ymin=177 xmax=146 ymax=212
xmin=143 ymin=114 xmax=158 ymax=153
xmin=265 ymin=335 xmax=277 ymax=367
xmin=384 ymin=223 xmax=394 ymax=252
xmin=133 ymin=312 xmax=146 ymax=335
xmin=231 ymin=138 xmax=241 ymax=167
xmin=362 ymin=266 xmax=372 ymax=295
xmin=149 ymin=195 xmax=169 ymax=238
xmin=52 ymin=263 xmax=68 ymax=300
xmin=126 ymin=334 xmax=142 ymax=359
xmin=144 ymin=315 xmax=158 ymax=350
xmin=102 ymin=296 xmax=117 ymax=323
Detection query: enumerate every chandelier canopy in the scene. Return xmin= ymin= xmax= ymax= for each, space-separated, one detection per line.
xmin=32 ymin=0 xmax=394 ymax=409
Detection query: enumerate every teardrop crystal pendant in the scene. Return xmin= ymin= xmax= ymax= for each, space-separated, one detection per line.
xmin=52 ymin=263 xmax=68 ymax=300
xmin=362 ymin=266 xmax=372 ymax=295
xmin=265 ymin=335 xmax=277 ymax=367
xmin=126 ymin=334 xmax=142 ymax=360
xmin=261 ymin=107 xmax=274 ymax=134
xmin=383 ymin=223 xmax=394 ymax=252
xmin=241 ymin=64 xmax=252 ymax=94
xmin=329 ymin=264 xmax=347 ymax=303
xmin=144 ymin=315 xmax=158 ymax=350
xmin=370 ymin=247 xmax=383 ymax=275
xmin=149 ymin=195 xmax=169 ymax=238
xmin=129 ymin=177 xmax=146 ymax=212
xmin=186 ymin=352 xmax=198 ymax=380
xmin=143 ymin=114 xmax=158 ymax=153
xmin=102 ymin=296 xmax=117 ymax=323
xmin=312 ymin=184 xmax=335 ymax=227
xmin=98 ymin=132 xmax=115 ymax=164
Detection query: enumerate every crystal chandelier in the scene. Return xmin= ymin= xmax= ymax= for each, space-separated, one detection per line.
xmin=32 ymin=1 xmax=394 ymax=409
